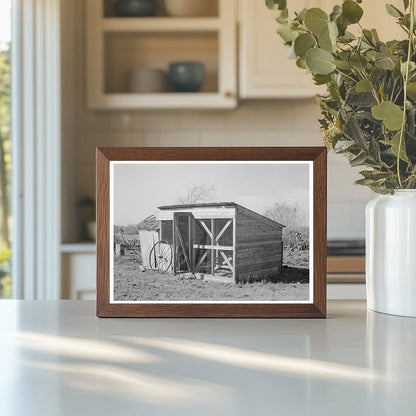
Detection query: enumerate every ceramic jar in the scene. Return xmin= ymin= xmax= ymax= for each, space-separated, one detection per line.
xmin=366 ymin=190 xmax=416 ymax=317
xmin=168 ymin=62 xmax=205 ymax=92
xmin=128 ymin=68 xmax=167 ymax=93
xmin=114 ymin=0 xmax=158 ymax=17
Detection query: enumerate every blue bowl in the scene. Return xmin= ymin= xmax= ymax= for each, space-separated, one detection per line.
xmin=168 ymin=62 xmax=205 ymax=93
xmin=114 ymin=0 xmax=157 ymax=17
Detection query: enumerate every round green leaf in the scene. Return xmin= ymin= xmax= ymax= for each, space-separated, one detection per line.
xmin=330 ymin=5 xmax=342 ymax=22
xmin=318 ymin=29 xmax=333 ymax=52
xmin=371 ymin=29 xmax=380 ymax=42
xmin=350 ymin=54 xmax=368 ymax=70
xmin=371 ymin=101 xmax=404 ymax=131
xmin=407 ymin=82 xmax=416 ymax=99
xmin=375 ymin=55 xmax=395 ymax=70
xmin=339 ymin=31 xmax=356 ymax=42
xmin=401 ymin=61 xmax=416 ymax=76
xmin=294 ymin=33 xmax=316 ymax=57
xmin=342 ymin=0 xmax=364 ymax=24
xmin=304 ymin=8 xmax=329 ymax=35
xmin=277 ymin=23 xmax=298 ymax=43
xmin=296 ymin=57 xmax=308 ymax=69
xmin=313 ymin=74 xmax=332 ymax=85
xmin=383 ymin=132 xmax=408 ymax=162
xmin=318 ymin=22 xmax=338 ymax=52
xmin=336 ymin=15 xmax=348 ymax=36
xmin=356 ymin=79 xmax=372 ymax=92
xmin=328 ymin=21 xmax=339 ymax=43
xmin=296 ymin=8 xmax=307 ymax=23
xmin=385 ymin=4 xmax=403 ymax=18
xmin=306 ymin=48 xmax=336 ymax=75
xmin=333 ymin=60 xmax=353 ymax=70
xmin=266 ymin=0 xmax=287 ymax=11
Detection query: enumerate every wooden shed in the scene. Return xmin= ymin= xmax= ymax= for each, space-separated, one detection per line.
xmin=155 ymin=202 xmax=284 ymax=282
xmin=137 ymin=215 xmax=160 ymax=269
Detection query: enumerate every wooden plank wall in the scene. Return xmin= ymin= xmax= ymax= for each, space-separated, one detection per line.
xmin=235 ymin=210 xmax=282 ymax=282
xmin=139 ymin=230 xmax=159 ymax=269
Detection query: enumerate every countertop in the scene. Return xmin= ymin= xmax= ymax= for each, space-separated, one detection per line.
xmin=0 ymin=300 xmax=415 ymax=415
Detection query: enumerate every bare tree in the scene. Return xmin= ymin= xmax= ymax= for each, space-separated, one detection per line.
xmin=176 ymin=183 xmax=216 ymax=205
xmin=264 ymin=201 xmax=309 ymax=251
xmin=263 ymin=200 xmax=308 ymax=228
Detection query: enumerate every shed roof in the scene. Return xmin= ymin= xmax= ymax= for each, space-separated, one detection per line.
xmin=137 ymin=214 xmax=159 ymax=231
xmin=158 ymin=202 xmax=237 ymax=210
xmin=157 ymin=202 xmax=285 ymax=229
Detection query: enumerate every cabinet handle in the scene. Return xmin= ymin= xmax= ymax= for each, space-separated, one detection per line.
xmin=225 ymin=91 xmax=234 ymax=99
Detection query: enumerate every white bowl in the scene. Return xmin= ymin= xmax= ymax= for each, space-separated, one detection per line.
xmin=128 ymin=68 xmax=167 ymax=93
xmin=164 ymin=0 xmax=218 ymax=17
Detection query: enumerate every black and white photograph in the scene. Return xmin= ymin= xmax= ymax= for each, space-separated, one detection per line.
xmin=110 ymin=161 xmax=313 ymax=303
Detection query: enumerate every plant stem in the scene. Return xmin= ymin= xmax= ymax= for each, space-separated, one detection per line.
xmin=390 ymin=79 xmax=398 ymax=102
xmin=334 ymin=68 xmax=358 ymax=84
xmin=397 ymin=0 xmax=415 ymax=188
xmin=359 ymin=69 xmax=381 ymax=104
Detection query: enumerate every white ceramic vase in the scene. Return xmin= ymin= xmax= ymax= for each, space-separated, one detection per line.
xmin=366 ymin=190 xmax=416 ymax=317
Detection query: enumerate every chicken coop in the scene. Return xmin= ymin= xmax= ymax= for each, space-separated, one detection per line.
xmin=147 ymin=202 xmax=284 ymax=282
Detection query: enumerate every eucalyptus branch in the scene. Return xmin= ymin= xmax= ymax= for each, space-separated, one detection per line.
xmin=397 ymin=0 xmax=415 ymax=188
xmin=390 ymin=79 xmax=398 ymax=102
xmin=359 ymin=69 xmax=381 ymax=104
xmin=398 ymin=23 xmax=410 ymax=35
xmin=393 ymin=85 xmax=404 ymax=103
xmin=267 ymin=0 xmax=416 ymax=192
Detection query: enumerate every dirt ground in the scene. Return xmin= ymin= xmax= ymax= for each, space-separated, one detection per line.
xmin=113 ymin=250 xmax=310 ymax=302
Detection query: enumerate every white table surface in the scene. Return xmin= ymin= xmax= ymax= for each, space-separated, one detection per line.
xmin=0 ymin=300 xmax=415 ymax=416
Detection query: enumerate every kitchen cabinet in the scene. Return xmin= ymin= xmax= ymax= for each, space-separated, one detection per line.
xmin=238 ymin=0 xmax=404 ymax=99
xmin=86 ymin=0 xmax=237 ymax=109
xmin=61 ymin=245 xmax=96 ymax=300
xmin=86 ymin=0 xmax=404 ymax=107
xmin=239 ymin=0 xmax=325 ymax=99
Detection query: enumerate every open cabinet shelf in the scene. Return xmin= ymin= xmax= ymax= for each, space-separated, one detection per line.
xmin=101 ymin=17 xmax=222 ymax=31
xmin=86 ymin=0 xmax=237 ymax=110
xmin=94 ymin=93 xmax=235 ymax=109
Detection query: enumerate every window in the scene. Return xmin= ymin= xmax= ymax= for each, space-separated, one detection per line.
xmin=0 ymin=0 xmax=11 ymax=298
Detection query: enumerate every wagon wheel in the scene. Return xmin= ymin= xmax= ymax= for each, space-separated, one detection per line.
xmin=149 ymin=241 xmax=172 ymax=273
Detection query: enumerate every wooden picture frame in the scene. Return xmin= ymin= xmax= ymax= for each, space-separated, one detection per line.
xmin=96 ymin=147 xmax=327 ymax=318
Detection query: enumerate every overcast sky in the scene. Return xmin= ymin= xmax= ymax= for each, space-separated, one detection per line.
xmin=113 ymin=162 xmax=310 ymax=226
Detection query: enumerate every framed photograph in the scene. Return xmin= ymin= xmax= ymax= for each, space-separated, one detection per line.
xmin=96 ymin=147 xmax=327 ymax=318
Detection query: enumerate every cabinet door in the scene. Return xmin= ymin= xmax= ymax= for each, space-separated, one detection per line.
xmin=238 ymin=0 xmax=404 ymax=99
xmin=62 ymin=253 xmax=96 ymax=300
xmin=239 ymin=0 xmax=326 ymax=99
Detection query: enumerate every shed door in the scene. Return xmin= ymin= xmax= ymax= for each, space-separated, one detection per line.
xmin=173 ymin=213 xmax=193 ymax=274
